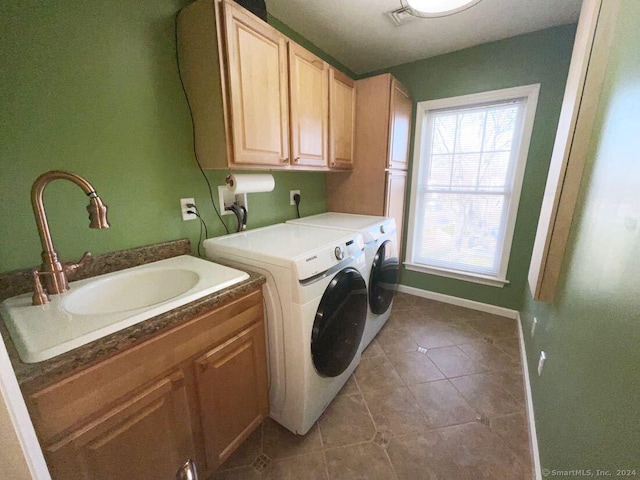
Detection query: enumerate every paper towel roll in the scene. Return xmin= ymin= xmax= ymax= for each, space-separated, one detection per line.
xmin=225 ymin=174 xmax=275 ymax=194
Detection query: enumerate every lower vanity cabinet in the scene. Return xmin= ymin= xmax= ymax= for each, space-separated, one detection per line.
xmin=24 ymin=287 xmax=267 ymax=480
xmin=44 ymin=371 xmax=195 ymax=480
xmin=195 ymin=320 xmax=268 ymax=470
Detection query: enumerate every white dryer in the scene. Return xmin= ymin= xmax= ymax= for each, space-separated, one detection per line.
xmin=203 ymin=224 xmax=367 ymax=435
xmin=287 ymin=213 xmax=399 ymax=350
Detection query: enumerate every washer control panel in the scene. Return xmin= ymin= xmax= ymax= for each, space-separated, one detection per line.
xmin=295 ymin=234 xmax=364 ymax=280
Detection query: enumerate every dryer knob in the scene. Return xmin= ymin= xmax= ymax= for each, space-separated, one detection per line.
xmin=334 ymin=246 xmax=344 ymax=260
xmin=380 ymin=225 xmax=386 ymax=234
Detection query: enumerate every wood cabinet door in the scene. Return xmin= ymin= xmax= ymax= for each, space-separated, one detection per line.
xmin=385 ymin=169 xmax=408 ymax=257
xmin=45 ymin=371 xmax=195 ymax=480
xmin=195 ymin=320 xmax=268 ymax=471
xmin=223 ymin=0 xmax=289 ymax=166
xmin=329 ymin=68 xmax=356 ymax=169
xmin=387 ymin=79 xmax=412 ymax=170
xmin=289 ymin=42 xmax=329 ymax=168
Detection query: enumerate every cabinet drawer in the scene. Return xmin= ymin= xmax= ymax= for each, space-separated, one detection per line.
xmin=28 ymin=289 xmax=263 ymax=443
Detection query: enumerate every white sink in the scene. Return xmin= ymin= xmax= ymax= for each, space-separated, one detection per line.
xmin=1 ymin=255 xmax=250 ymax=363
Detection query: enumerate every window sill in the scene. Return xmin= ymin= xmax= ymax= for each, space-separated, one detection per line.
xmin=403 ymin=263 xmax=510 ymax=288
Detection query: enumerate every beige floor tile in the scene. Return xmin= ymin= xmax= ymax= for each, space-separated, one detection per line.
xmin=413 ymin=299 xmax=455 ymax=322
xmin=376 ymin=325 xmax=419 ymax=356
xmin=409 ymin=379 xmax=478 ymax=428
xmin=427 ymin=345 xmax=483 ymax=378
xmin=391 ymin=293 xmax=417 ymax=310
xmin=210 ymin=466 xmax=261 ymax=480
xmin=385 ymin=307 xmax=425 ymax=330
xmin=437 ymin=422 xmax=529 ymax=479
xmin=262 ymin=452 xmax=328 ymax=480
xmin=262 ymin=417 xmax=322 ymax=459
xmin=336 ymin=374 xmax=360 ymax=396
xmin=318 ymin=394 xmax=376 ymax=448
xmin=490 ymin=370 xmax=526 ymax=402
xmin=490 ymin=412 xmax=533 ymax=465
xmin=494 ymin=337 xmax=522 ymax=361
xmin=450 ymin=373 xmax=523 ymax=418
xmin=355 ymin=355 xmax=403 ymax=393
xmin=218 ymin=424 xmax=262 ymax=470
xmin=408 ymin=323 xmax=456 ymax=349
xmin=361 ymin=339 xmax=385 ymax=358
xmin=362 ymin=386 xmax=428 ymax=437
xmin=387 ymin=351 xmax=445 ymax=385
xmin=461 ymin=314 xmax=519 ymax=340
xmin=325 ymin=442 xmax=396 ymax=480
xmin=458 ymin=340 xmax=520 ymax=373
xmin=387 ymin=431 xmax=465 ymax=480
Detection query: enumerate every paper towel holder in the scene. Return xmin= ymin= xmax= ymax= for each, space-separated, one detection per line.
xmin=217 ymin=173 xmax=275 ymax=219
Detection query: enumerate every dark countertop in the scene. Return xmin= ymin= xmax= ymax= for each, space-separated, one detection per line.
xmin=0 ymin=239 xmax=265 ymax=391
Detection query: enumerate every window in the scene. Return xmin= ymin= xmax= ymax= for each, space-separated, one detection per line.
xmin=405 ymin=85 xmax=540 ymax=286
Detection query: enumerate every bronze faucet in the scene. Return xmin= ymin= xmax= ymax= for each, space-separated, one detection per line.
xmin=30 ymin=170 xmax=109 ymax=305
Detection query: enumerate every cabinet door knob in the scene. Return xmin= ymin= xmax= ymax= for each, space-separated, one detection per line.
xmin=294 ymin=157 xmax=300 ymax=163
xmin=281 ymin=157 xmax=290 ymax=164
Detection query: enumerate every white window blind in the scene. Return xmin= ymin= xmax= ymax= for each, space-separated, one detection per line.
xmin=406 ymin=85 xmax=539 ymax=285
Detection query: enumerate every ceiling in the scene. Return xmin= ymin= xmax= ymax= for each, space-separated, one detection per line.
xmin=264 ymin=0 xmax=583 ymax=74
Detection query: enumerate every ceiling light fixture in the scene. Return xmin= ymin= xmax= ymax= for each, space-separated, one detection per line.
xmin=401 ymin=0 xmax=483 ymax=18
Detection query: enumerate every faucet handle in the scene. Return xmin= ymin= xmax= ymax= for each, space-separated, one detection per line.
xmin=64 ymin=251 xmax=93 ymax=277
xmin=31 ymin=270 xmax=50 ymax=306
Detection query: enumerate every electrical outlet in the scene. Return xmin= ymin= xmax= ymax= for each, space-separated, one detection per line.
xmin=290 ymin=190 xmax=300 ymax=205
xmin=531 ymin=317 xmax=538 ymax=338
xmin=537 ymin=351 xmax=546 ymax=376
xmin=180 ymin=198 xmax=197 ymax=221
xmin=217 ymin=186 xmax=247 ymax=216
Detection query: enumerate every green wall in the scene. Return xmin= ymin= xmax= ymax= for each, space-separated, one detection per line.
xmin=0 ymin=0 xmax=327 ymax=273
xmin=521 ymin=1 xmax=640 ymax=473
xmin=370 ymin=24 xmax=576 ymax=310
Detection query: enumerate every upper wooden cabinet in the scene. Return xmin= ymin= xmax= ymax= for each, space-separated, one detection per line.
xmin=223 ymin=1 xmax=290 ymax=166
xmin=387 ymin=79 xmax=412 ymax=170
xmin=329 ymin=69 xmax=356 ymax=169
xmin=177 ymin=0 xmax=354 ymax=171
xmin=289 ymin=42 xmax=329 ymax=168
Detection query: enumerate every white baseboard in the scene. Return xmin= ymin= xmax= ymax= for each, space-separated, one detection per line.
xmin=396 ymin=284 xmax=519 ymax=319
xmin=517 ymin=313 xmax=542 ymax=480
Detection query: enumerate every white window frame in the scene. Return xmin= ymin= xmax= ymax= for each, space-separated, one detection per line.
xmin=405 ymin=84 xmax=540 ymax=287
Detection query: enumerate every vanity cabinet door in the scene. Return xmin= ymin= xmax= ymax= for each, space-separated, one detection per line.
xmin=289 ymin=42 xmax=329 ymax=168
xmin=195 ymin=319 xmax=268 ymax=471
xmin=45 ymin=371 xmax=195 ymax=480
xmin=329 ymin=68 xmax=356 ymax=169
xmin=222 ymin=0 xmax=290 ymax=166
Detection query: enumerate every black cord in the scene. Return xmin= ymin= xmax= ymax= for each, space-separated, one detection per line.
xmin=294 ymin=193 xmax=301 ymax=219
xmin=174 ymin=13 xmax=229 ymax=235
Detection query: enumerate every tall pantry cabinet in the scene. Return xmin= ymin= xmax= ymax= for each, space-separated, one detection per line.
xmin=327 ymin=73 xmax=412 ymax=253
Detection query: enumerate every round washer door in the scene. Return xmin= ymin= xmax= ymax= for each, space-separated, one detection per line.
xmin=311 ymin=267 xmax=367 ymax=378
xmin=369 ymin=240 xmax=399 ymax=315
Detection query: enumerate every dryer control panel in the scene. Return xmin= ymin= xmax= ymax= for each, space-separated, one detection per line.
xmin=295 ymin=234 xmax=364 ymax=281
xmin=361 ymin=218 xmax=397 ymax=244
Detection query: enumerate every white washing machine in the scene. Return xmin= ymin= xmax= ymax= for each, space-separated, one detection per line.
xmin=287 ymin=213 xmax=399 ymax=350
xmin=203 ymin=224 xmax=367 ymax=435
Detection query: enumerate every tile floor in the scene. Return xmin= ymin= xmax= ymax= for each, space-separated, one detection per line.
xmin=210 ymin=292 xmax=533 ymax=480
